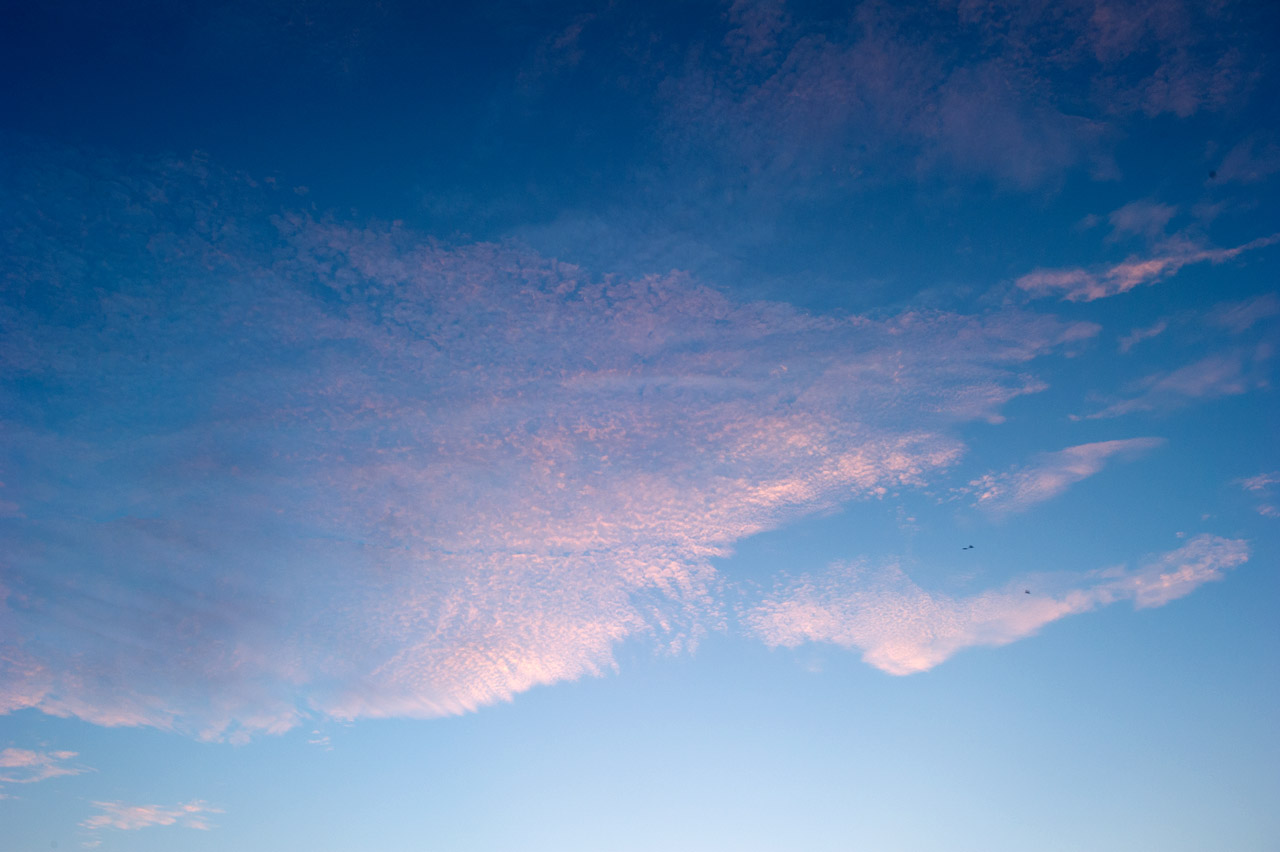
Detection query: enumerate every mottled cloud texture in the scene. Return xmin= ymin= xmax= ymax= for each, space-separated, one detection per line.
xmin=661 ymin=0 xmax=1261 ymax=190
xmin=0 ymin=140 xmax=1107 ymax=738
xmin=967 ymin=438 xmax=1165 ymax=515
xmin=747 ymin=535 xmax=1249 ymax=675
xmin=82 ymin=800 xmax=222 ymax=832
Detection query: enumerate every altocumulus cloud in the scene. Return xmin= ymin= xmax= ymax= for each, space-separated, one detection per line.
xmin=747 ymin=535 xmax=1249 ymax=675
xmin=81 ymin=799 xmax=222 ymax=832
xmin=1 ymin=139 xmax=1101 ymax=739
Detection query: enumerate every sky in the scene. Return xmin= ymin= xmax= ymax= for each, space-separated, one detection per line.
xmin=1 ymin=1 xmax=1278 ymax=849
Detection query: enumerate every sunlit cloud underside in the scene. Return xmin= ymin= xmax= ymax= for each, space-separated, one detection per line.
xmin=0 ymin=141 xmax=1243 ymax=741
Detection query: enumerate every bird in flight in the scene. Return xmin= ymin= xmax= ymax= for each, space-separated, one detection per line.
xmin=1024 ymin=589 xmax=1031 ymax=594
xmin=962 ymin=544 xmax=975 ymax=550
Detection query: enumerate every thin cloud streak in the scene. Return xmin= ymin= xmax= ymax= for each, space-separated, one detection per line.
xmin=967 ymin=438 xmax=1165 ymax=515
xmin=1086 ymin=350 xmax=1269 ymax=418
xmin=0 ymin=747 xmax=87 ymax=784
xmin=1017 ymin=234 xmax=1280 ymax=302
xmin=747 ymin=535 xmax=1249 ymax=675
xmin=81 ymin=800 xmax=223 ymax=832
xmin=1119 ymin=320 xmax=1168 ymax=352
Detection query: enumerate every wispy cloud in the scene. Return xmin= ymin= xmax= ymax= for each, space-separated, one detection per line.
xmin=1086 ymin=350 xmax=1268 ymax=418
xmin=1236 ymin=472 xmax=1280 ymax=518
xmin=747 ymin=535 xmax=1249 ymax=675
xmin=966 ymin=438 xmax=1165 ymax=515
xmin=1207 ymin=293 xmax=1280 ymax=333
xmin=0 ymin=747 xmax=87 ymax=784
xmin=1107 ymin=201 xmax=1177 ymax=242
xmin=1214 ymin=134 xmax=1280 ymax=184
xmin=1118 ymin=320 xmax=1168 ymax=352
xmin=0 ymin=140 xmax=1097 ymax=737
xmin=81 ymin=800 xmax=222 ymax=832
xmin=1017 ymin=234 xmax=1280 ymax=302
xmin=1237 ymin=472 xmax=1280 ymax=493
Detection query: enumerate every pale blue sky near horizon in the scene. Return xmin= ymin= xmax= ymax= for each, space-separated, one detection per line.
xmin=2 ymin=1 xmax=1279 ymax=849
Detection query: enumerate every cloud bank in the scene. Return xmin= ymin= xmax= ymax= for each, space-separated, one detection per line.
xmin=747 ymin=535 xmax=1249 ymax=675
xmin=0 ymin=139 xmax=1099 ymax=738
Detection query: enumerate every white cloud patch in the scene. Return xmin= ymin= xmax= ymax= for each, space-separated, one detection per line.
xmin=967 ymin=438 xmax=1165 ymax=515
xmin=747 ymin=535 xmax=1249 ymax=674
xmin=81 ymin=800 xmax=222 ymax=832
xmin=0 ymin=141 xmax=1098 ymax=737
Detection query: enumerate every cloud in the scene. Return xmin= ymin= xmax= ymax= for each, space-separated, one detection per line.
xmin=1086 ymin=350 xmax=1268 ymax=418
xmin=1237 ymin=472 xmax=1280 ymax=493
xmin=1214 ymin=135 xmax=1280 ymax=184
xmin=661 ymin=8 xmax=1109 ymax=191
xmin=657 ymin=0 xmax=1262 ymax=193
xmin=0 ymin=139 xmax=1097 ymax=737
xmin=1118 ymin=320 xmax=1168 ymax=352
xmin=1016 ymin=234 xmax=1280 ymax=302
xmin=81 ymin=800 xmax=222 ymax=832
xmin=724 ymin=0 xmax=790 ymax=60
xmin=746 ymin=535 xmax=1249 ymax=674
xmin=966 ymin=438 xmax=1165 ymax=515
xmin=1107 ymin=201 xmax=1177 ymax=242
xmin=1207 ymin=294 xmax=1280 ymax=334
xmin=0 ymin=747 xmax=87 ymax=784
xmin=1237 ymin=472 xmax=1280 ymax=519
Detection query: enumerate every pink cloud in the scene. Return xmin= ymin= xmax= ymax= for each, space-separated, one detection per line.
xmin=1236 ymin=472 xmax=1280 ymax=519
xmin=81 ymin=800 xmax=222 ymax=832
xmin=967 ymin=438 xmax=1164 ymax=515
xmin=1237 ymin=472 xmax=1280 ymax=493
xmin=0 ymin=142 xmax=1099 ymax=737
xmin=0 ymin=747 xmax=87 ymax=784
xmin=1017 ymin=234 xmax=1280 ymax=302
xmin=747 ymin=535 xmax=1249 ymax=674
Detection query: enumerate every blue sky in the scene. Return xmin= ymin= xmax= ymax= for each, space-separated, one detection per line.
xmin=2 ymin=1 xmax=1279 ymax=849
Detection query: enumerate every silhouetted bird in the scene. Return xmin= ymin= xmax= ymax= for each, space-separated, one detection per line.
xmin=962 ymin=544 xmax=975 ymax=550
xmin=1024 ymin=589 xmax=1031 ymax=594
